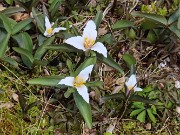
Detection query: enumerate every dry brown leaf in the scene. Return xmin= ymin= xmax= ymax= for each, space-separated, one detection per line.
xmin=12 ymin=93 xmax=19 ymax=102
xmin=0 ymin=102 xmax=14 ymax=109
xmin=103 ymin=64 xmax=114 ymax=71
xmin=0 ymin=4 xmax=6 ymax=11
xmin=115 ymin=77 xmax=125 ymax=85
xmin=89 ymin=0 xmax=97 ymax=7
xmin=106 ymin=119 xmax=117 ymax=133
xmin=98 ymin=28 xmax=107 ymax=36
xmin=145 ymin=123 xmax=151 ymax=130
xmin=13 ymin=13 xmax=30 ymax=22
xmin=112 ymin=85 xmax=124 ymax=94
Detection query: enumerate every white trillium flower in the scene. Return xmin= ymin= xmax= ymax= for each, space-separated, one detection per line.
xmin=125 ymin=74 xmax=142 ymax=92
xmin=44 ymin=16 xmax=66 ymax=37
xmin=65 ymin=20 xmax=107 ymax=57
xmin=58 ymin=65 xmax=94 ymax=103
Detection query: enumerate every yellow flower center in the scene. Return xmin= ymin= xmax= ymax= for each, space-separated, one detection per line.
xmin=74 ymin=76 xmax=85 ymax=87
xmin=47 ymin=28 xmax=53 ymax=35
xmin=84 ymin=37 xmax=95 ymax=49
xmin=128 ymin=86 xmax=134 ymax=91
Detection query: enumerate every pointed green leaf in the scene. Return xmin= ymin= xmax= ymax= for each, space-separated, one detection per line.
xmin=32 ymin=7 xmax=45 ymax=33
xmin=27 ymin=76 xmax=64 ymax=87
xmin=34 ymin=36 xmax=55 ymax=60
xmin=49 ymin=0 xmax=63 ymax=17
xmin=73 ymin=91 xmax=92 ymax=129
xmin=169 ymin=22 xmax=180 ymax=38
xmin=13 ymin=47 xmax=34 ymax=63
xmin=12 ymin=32 xmax=33 ymax=68
xmin=1 ymin=7 xmax=25 ymax=16
xmin=130 ymin=108 xmax=144 ymax=117
xmin=33 ymin=59 xmax=48 ymax=66
xmin=97 ymin=34 xmax=114 ymax=45
xmin=30 ymin=0 xmax=40 ymax=10
xmin=137 ymin=110 xmax=146 ymax=122
xmin=0 ymin=13 xmax=12 ymax=33
xmin=132 ymin=102 xmax=145 ymax=109
xmin=168 ymin=8 xmax=180 ymax=24
xmin=2 ymin=57 xmax=18 ymax=67
xmin=141 ymin=20 xmax=158 ymax=30
xmin=66 ymin=59 xmax=75 ymax=76
xmin=12 ymin=18 xmax=33 ymax=35
xmin=97 ymin=53 xmax=124 ymax=74
xmin=94 ymin=11 xmax=103 ymax=29
xmin=151 ymin=105 xmax=157 ymax=114
xmin=75 ymin=56 xmax=96 ymax=75
xmin=12 ymin=32 xmax=33 ymax=52
xmin=64 ymin=87 xmax=75 ymax=98
xmin=85 ymin=81 xmax=103 ymax=89
xmin=123 ymin=53 xmax=136 ymax=68
xmin=4 ymin=0 xmax=13 ymax=5
xmin=147 ymin=108 xmax=156 ymax=123
xmin=131 ymin=12 xmax=167 ymax=25
xmin=44 ymin=44 xmax=81 ymax=52
xmin=27 ymin=101 xmax=39 ymax=111
xmin=112 ymin=20 xmax=134 ymax=30
xmin=0 ymin=33 xmax=10 ymax=58
xmin=72 ymin=25 xmax=80 ymax=36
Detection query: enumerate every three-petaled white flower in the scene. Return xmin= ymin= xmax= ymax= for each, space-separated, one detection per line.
xmin=65 ymin=20 xmax=107 ymax=58
xmin=58 ymin=65 xmax=94 ymax=103
xmin=44 ymin=16 xmax=66 ymax=37
xmin=125 ymin=74 xmax=142 ymax=92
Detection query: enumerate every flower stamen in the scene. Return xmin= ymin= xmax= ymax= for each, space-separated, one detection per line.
xmin=128 ymin=85 xmax=134 ymax=91
xmin=47 ymin=28 xmax=53 ymax=35
xmin=74 ymin=76 xmax=85 ymax=87
xmin=84 ymin=37 xmax=95 ymax=49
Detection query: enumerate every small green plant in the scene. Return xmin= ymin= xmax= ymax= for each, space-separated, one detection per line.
xmin=130 ymin=102 xmax=157 ymax=123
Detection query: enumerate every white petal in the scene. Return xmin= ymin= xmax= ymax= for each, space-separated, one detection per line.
xmin=44 ymin=31 xmax=49 ymax=37
xmin=134 ymin=87 xmax=142 ymax=92
xmin=91 ymin=42 xmax=107 ymax=57
xmin=84 ymin=20 xmax=96 ymax=30
xmin=58 ymin=77 xmax=74 ymax=87
xmin=78 ymin=65 xmax=94 ymax=81
xmin=76 ymin=84 xmax=89 ymax=103
xmin=125 ymin=74 xmax=137 ymax=87
xmin=45 ymin=16 xmax=51 ymax=29
xmin=53 ymin=27 xmax=66 ymax=33
xmin=65 ymin=36 xmax=86 ymax=51
xmin=82 ymin=20 xmax=97 ymax=41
